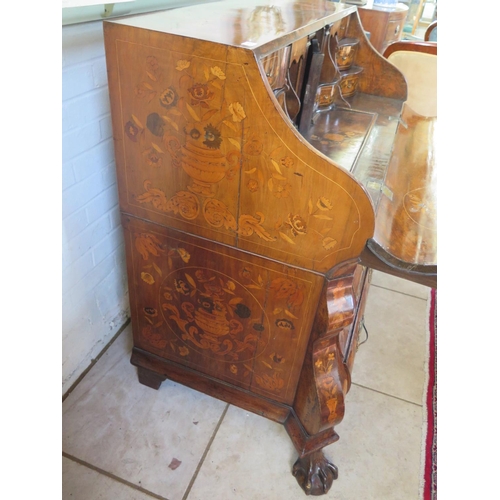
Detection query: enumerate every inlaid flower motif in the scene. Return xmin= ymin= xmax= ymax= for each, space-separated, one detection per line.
xmin=243 ymin=138 xmax=263 ymax=156
xmin=271 ymin=278 xmax=296 ymax=299
xmin=317 ymin=197 xmax=334 ymax=211
xmin=273 ymin=182 xmax=292 ymax=199
xmin=286 ymin=214 xmax=307 ymax=236
xmin=203 ymin=124 xmax=222 ymax=149
xmin=188 ymin=127 xmax=201 ymax=140
xmin=125 ymin=121 xmax=140 ymax=142
xmin=135 ymin=82 xmax=156 ymax=100
xmin=246 ymin=179 xmax=259 ymax=192
xmin=326 ymin=398 xmax=338 ymax=419
xmin=240 ymin=267 xmax=252 ymax=279
xmin=211 ymin=66 xmax=226 ymax=80
xmin=255 ymin=372 xmax=284 ymax=391
xmin=144 ymin=307 xmax=158 ymax=317
xmin=230 ymin=364 xmax=238 ymax=374
xmin=203 ymin=280 xmax=223 ymax=296
xmin=178 ymin=346 xmax=190 ymax=356
xmin=225 ymin=280 xmax=236 ymax=291
xmin=145 ymin=56 xmax=161 ymax=79
xmin=146 ymin=113 xmax=165 ymax=137
xmin=271 ymin=353 xmax=285 ymax=364
xmin=146 ymin=56 xmax=160 ymax=72
xmin=228 ymin=102 xmax=246 ymax=122
xmin=177 ymin=248 xmax=191 ymax=263
xmin=145 ymin=149 xmax=163 ymax=167
xmin=280 ymin=156 xmax=295 ymax=168
xmin=135 ymin=232 xmax=164 ymax=260
xmin=322 ymin=372 xmax=337 ymax=394
xmin=270 ymin=277 xmax=304 ymax=308
xmin=199 ymin=296 xmax=214 ymax=312
xmin=234 ymin=303 xmax=251 ymax=319
xmin=141 ymin=272 xmax=155 ymax=285
xmin=159 ymin=87 xmax=178 ymax=109
xmin=187 ymin=83 xmax=215 ymax=107
xmin=195 ymin=270 xmax=211 ymax=282
xmin=176 ymin=59 xmax=191 ymax=71
xmin=174 ymin=278 xmax=191 ymax=295
xmin=275 ymin=318 xmax=295 ymax=330
xmin=322 ymin=237 xmax=337 ymax=250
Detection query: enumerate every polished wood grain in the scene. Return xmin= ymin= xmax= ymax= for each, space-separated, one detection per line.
xmin=122 ymin=214 xmax=325 ymax=405
xmin=362 ymin=103 xmax=437 ymax=285
xmin=384 ymin=39 xmax=437 ymax=57
xmin=103 ymin=1 xmax=432 ymax=494
xmin=104 ymin=18 xmax=376 ymax=275
xmin=110 ymin=0 xmax=357 ymax=57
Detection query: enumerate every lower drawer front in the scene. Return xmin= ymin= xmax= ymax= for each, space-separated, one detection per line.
xmin=122 ymin=214 xmax=324 ymax=406
xmin=384 ymin=19 xmax=405 ymax=44
xmin=345 ymin=268 xmax=372 ymax=372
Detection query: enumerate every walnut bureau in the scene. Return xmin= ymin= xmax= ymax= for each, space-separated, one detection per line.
xmin=103 ymin=0 xmax=436 ymax=495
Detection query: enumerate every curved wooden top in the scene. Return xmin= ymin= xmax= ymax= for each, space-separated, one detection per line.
xmin=110 ymin=0 xmax=356 ymax=56
xmin=371 ymin=104 xmax=437 ymax=268
xmin=104 ymin=8 xmax=377 ymax=275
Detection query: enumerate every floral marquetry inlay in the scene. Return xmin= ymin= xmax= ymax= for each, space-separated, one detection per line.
xmin=115 ymin=36 xmax=374 ymax=273
xmin=125 ymin=220 xmax=324 ymax=405
xmin=160 ymin=267 xmax=271 ymax=363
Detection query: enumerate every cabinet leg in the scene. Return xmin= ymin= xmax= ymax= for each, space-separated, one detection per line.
xmin=137 ymin=366 xmax=167 ymax=390
xmin=292 ymin=449 xmax=338 ymax=496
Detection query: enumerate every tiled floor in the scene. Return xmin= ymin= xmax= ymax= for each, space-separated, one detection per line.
xmin=62 ymin=271 xmax=431 ymax=499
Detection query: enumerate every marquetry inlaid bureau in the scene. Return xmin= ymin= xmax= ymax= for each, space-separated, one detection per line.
xmin=104 ymin=0 xmax=436 ymax=494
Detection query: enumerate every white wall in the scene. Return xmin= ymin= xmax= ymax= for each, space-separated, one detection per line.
xmin=62 ymin=20 xmax=130 ymax=395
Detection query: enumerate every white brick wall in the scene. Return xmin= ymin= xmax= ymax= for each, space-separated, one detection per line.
xmin=62 ymin=20 xmax=130 ymax=395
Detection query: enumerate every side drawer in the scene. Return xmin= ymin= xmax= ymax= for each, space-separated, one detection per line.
xmin=384 ymin=18 xmax=405 ymax=45
xmin=344 ymin=268 xmax=372 ymax=372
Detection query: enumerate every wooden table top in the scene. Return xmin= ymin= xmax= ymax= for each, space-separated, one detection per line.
xmin=109 ymin=0 xmax=357 ymax=56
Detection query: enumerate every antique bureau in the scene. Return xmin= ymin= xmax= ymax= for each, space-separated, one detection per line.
xmin=103 ymin=0 xmax=436 ymax=495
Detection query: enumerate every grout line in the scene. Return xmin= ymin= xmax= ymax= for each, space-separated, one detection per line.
xmin=370 ymin=283 xmax=429 ymax=301
xmin=62 ymin=452 xmax=169 ymax=500
xmin=62 ymin=318 xmax=131 ymax=403
xmin=182 ymin=403 xmax=230 ymax=500
xmin=351 ymin=382 xmax=423 ymax=408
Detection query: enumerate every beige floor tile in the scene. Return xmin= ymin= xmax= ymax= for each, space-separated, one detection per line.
xmin=370 ymin=270 xmax=431 ymax=300
xmin=63 ymin=457 xmax=156 ymax=500
xmin=62 ymin=325 xmax=227 ymax=500
xmin=353 ymin=285 xmax=428 ymax=404
xmin=186 ymin=385 xmax=422 ymax=500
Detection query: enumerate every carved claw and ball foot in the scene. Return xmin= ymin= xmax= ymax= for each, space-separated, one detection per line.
xmin=292 ymin=451 xmax=338 ymax=496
